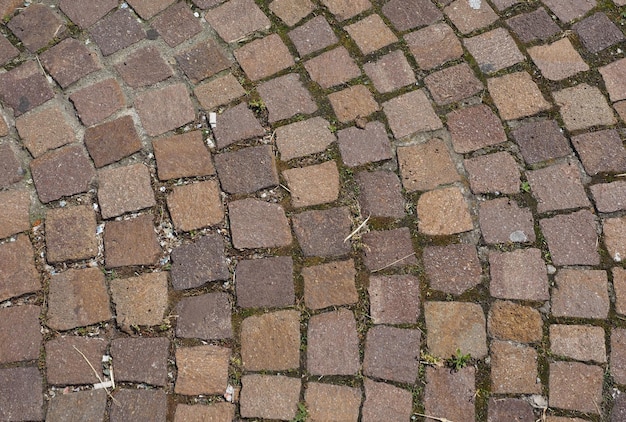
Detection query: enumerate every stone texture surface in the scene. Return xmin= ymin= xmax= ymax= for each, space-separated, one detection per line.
xmin=464 ymin=27 xmax=524 ymax=74
xmin=89 ymin=9 xmax=145 ymax=56
xmin=15 ymin=103 xmax=75 ymax=158
xmin=489 ymin=248 xmax=549 ymax=301
xmin=423 ymin=244 xmax=482 ymax=295
xmin=258 ymin=73 xmax=318 ymax=123
xmin=405 ymin=23 xmax=463 ymax=70
xmin=303 ymin=259 xmax=358 ymax=310
xmin=479 ymin=198 xmax=535 ymax=243
xmin=444 ymin=0 xmax=498 ymax=34
xmin=69 ymin=78 xmax=125 ymax=127
xmin=600 ymin=57 xmax=626 ymax=102
xmin=364 ymin=50 xmax=416 ymax=94
xmin=0 ymin=235 xmax=40 ymax=302
xmin=344 ymin=14 xmax=397 ymax=55
xmin=368 ymin=275 xmax=420 ymax=324
xmin=511 ymin=119 xmax=571 ymax=164
xmin=45 ymin=205 xmax=98 ymax=263
xmin=506 ymin=7 xmax=561 ymax=43
xmin=572 ymin=129 xmax=626 ymax=175
xmin=111 ymin=337 xmax=169 ymax=386
xmin=611 ymin=328 xmax=626 ymax=384
xmin=205 ymin=0 xmax=271 ymax=43
xmin=488 ymin=72 xmax=551 ymax=120
xmin=103 ymin=214 xmax=162 ymax=268
xmin=305 ymin=46 xmax=361 ymax=89
xmin=174 ymin=404 xmax=235 ymax=422
xmin=551 ymin=324 xmax=606 ymax=363
xmin=604 ymin=216 xmax=626 ymax=262
xmin=59 ymin=0 xmax=117 ymax=28
xmin=151 ymin=3 xmax=202 ymax=47
xmin=288 ymin=15 xmax=338 ymax=56
xmin=356 ymin=170 xmax=405 ymax=218
xmin=46 ymin=336 xmax=107 ymax=385
xmin=153 ymin=131 xmax=214 ymax=180
xmin=0 ymin=61 xmax=54 ymax=116
xmin=417 ymin=187 xmax=473 ymax=236
xmin=573 ymin=12 xmax=624 ymax=54
xmin=488 ymin=300 xmax=543 ymax=343
xmin=275 ymin=117 xmax=335 ymax=161
xmin=0 ymin=144 xmax=22 ymax=188
xmin=215 ymin=145 xmax=279 ymax=195
xmin=84 ymin=116 xmax=142 ymax=168
xmin=46 ymin=390 xmax=107 ymax=422
xmin=175 ymin=292 xmax=232 ymax=340
xmin=491 ymin=340 xmax=541 ymax=394
xmin=170 ymin=234 xmax=229 ymax=290
xmin=40 ymin=38 xmax=101 ymax=88
xmin=194 ymin=73 xmax=245 ymax=110
xmin=175 ymin=345 xmax=230 ymax=395
xmin=229 ymin=199 xmax=292 ymax=249
xmin=397 ymin=138 xmax=460 ymax=192
xmin=549 ymin=361 xmax=603 ymax=414
xmin=8 ymin=4 xmax=65 ymax=52
xmin=362 ymin=228 xmax=417 ymax=271
xmin=241 ymin=310 xmax=300 ymax=370
xmin=447 ymin=104 xmax=507 ymax=154
xmin=337 ymin=121 xmax=392 ymax=167
xmin=363 ymin=325 xmax=421 ymax=384
xmin=362 ymin=378 xmax=413 ymax=422
xmin=135 ymin=83 xmax=195 ymax=136
xmin=110 ymin=272 xmax=168 ymax=332
xmin=0 ymin=190 xmax=30 ymax=240
xmin=382 ymin=0 xmax=441 ymax=31
xmin=423 ymin=366 xmax=475 ymax=422
xmin=109 ymin=390 xmax=167 ymax=422
xmin=0 ymin=367 xmax=43 ymax=421
xmin=305 ymin=382 xmax=361 ymax=422
xmin=235 ymin=34 xmax=294 ymax=81
xmin=167 ymin=181 xmax=224 ymax=231
xmin=383 ymin=89 xmax=442 ymax=138
xmin=98 ymin=164 xmax=156 ymax=219
xmin=424 ymin=63 xmax=483 ymax=106
xmin=307 ymin=309 xmax=360 ymax=375
xmin=239 ymin=375 xmax=301 ymax=420
xmin=292 ymin=207 xmax=352 ymax=257
xmin=270 ymin=0 xmax=314 ymax=26
xmin=328 ymin=84 xmax=380 ymax=123
xmin=235 ymin=256 xmax=295 ymax=308
xmin=553 ymin=84 xmax=616 ymax=131
xmin=540 ymin=210 xmax=600 ymax=266
xmin=528 ymin=38 xmax=589 ymax=81
xmin=0 ymin=305 xmax=41 ymax=364
xmin=552 ymin=269 xmax=609 ymax=318
xmin=175 ymin=40 xmax=230 ymax=84
xmin=213 ymin=103 xmax=265 ymax=148
xmin=487 ymin=398 xmax=535 ymax=422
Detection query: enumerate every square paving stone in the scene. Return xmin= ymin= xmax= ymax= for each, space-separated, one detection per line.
xmin=215 ymin=145 xmax=278 ymax=195
xmin=110 ymin=389 xmax=167 ymax=422
xmin=543 ymin=0 xmax=595 ymax=23
xmin=592 ymin=181 xmax=626 ymax=213
xmin=553 ymin=83 xmax=616 ymax=131
xmin=84 ymin=116 xmax=142 ymax=168
xmin=600 ymin=57 xmax=626 ymax=102
xmin=15 ymin=102 xmax=75 ymax=158
xmin=506 ymin=7 xmax=561 ymax=43
xmin=194 ymin=73 xmax=245 ymax=110
xmin=603 ymin=216 xmax=626 ymax=262
xmin=308 ymin=309 xmax=360 ymax=375
xmin=491 ymin=340 xmax=541 ymax=394
xmin=405 ymin=23 xmax=463 ymax=70
xmin=0 ymin=367 xmax=43 ymax=421
xmin=305 ymin=383 xmax=361 ymax=421
xmin=382 ymin=0 xmax=441 ymax=31
xmin=447 ymin=104 xmax=507 ymax=154
xmin=444 ymin=0 xmax=497 ymax=34
xmin=175 ymin=345 xmax=230 ymax=395
xmin=135 ymin=83 xmax=195 ymax=136
xmin=356 ymin=170 xmax=405 ymax=218
xmin=69 ymin=78 xmax=125 ymax=127
xmin=0 ymin=60 xmax=54 ymax=116
xmin=612 ymin=328 xmax=626 ymax=384
xmin=115 ymin=46 xmax=173 ymax=88
xmin=269 ymin=0 xmax=314 ymax=26
xmin=423 ymin=244 xmax=482 ymax=295
xmin=328 ymin=84 xmax=379 ymax=123
xmin=540 ymin=210 xmax=600 ymax=266
xmin=167 ymin=181 xmax=224 ymax=232
xmin=397 ymin=138 xmax=460 ymax=192
xmin=549 ymin=361 xmax=603 ymax=414
xmin=241 ymin=309 xmax=300 ymax=370
xmin=103 ymin=214 xmax=162 ymax=268
xmin=572 ymin=129 xmax=626 ymax=175
xmin=46 ymin=390 xmax=107 ymax=422
xmin=59 ymin=0 xmax=117 ymax=28
xmin=288 ymin=15 xmax=338 ymax=56
xmin=369 ymin=274 xmax=420 ymax=324
xmin=170 ymin=234 xmax=229 ymax=290
xmin=479 ymin=198 xmax=535 ymax=243
xmin=235 ymin=34 xmax=294 ymax=81
xmin=175 ymin=292 xmax=232 ymax=339
xmin=111 ymin=337 xmax=169 ymax=386
xmin=488 ymin=300 xmax=543 ymax=343
xmin=510 ymin=119 xmax=571 ymax=165
xmin=424 ymin=62 xmax=484 ymax=105
xmin=552 ymin=269 xmax=609 ymax=318
xmin=205 ymin=0 xmax=270 ymax=43
xmin=0 ymin=144 xmax=23 ymax=189
xmin=0 ymin=190 xmax=30 ymax=240
xmin=45 ymin=205 xmax=98 ymax=263
xmin=303 ymin=259 xmax=358 ymax=310
xmin=174 ymin=403 xmax=235 ymax=422
xmin=305 ymin=47 xmax=361 ymax=89
xmin=40 ymin=38 xmax=101 ymax=88
xmin=383 ymin=89 xmax=442 ymax=138
xmin=361 ymin=378 xmax=412 ymax=422
xmin=127 ymin=0 xmax=175 ymax=19
xmin=464 ymin=27 xmax=525 ymax=74
xmin=489 ymin=248 xmax=549 ymax=301
xmin=0 ymin=235 xmax=40 ymax=302
xmin=151 ymin=3 xmax=202 ymax=47
xmin=257 ymin=73 xmax=319 ymax=123
xmin=229 ymin=199 xmax=292 ymax=249
xmin=363 ymin=325 xmax=421 ymax=384
xmin=417 ymin=186 xmax=473 ymax=236
xmin=283 ymin=161 xmax=339 ymax=207
xmin=488 ymin=72 xmax=551 ymax=120
xmin=615 ymin=267 xmax=626 ymax=315
xmin=464 ymin=152 xmax=520 ymax=195
xmin=337 ymin=121 xmax=392 ymax=167
xmin=8 ymin=4 xmax=66 ymax=52
xmin=240 ymin=375 xmax=301 ymax=420
xmin=364 ymin=49 xmax=416 ymax=94
xmin=97 ymin=164 xmax=156 ymax=219
xmin=423 ymin=366 xmax=475 ymax=422
xmin=344 ymin=14 xmax=397 ymax=55
xmin=321 ymin=0 xmax=370 ymax=21
xmin=528 ymin=38 xmax=589 ymax=81
xmin=551 ymin=324 xmax=606 ymax=363
xmin=276 ymin=117 xmax=335 ymax=161
xmin=292 ymin=207 xmax=352 ymax=257
xmin=153 ymin=131 xmax=214 ymax=180
xmin=46 ymin=336 xmax=107 ymax=385
xmin=362 ymin=228 xmax=417 ymax=271
xmin=175 ymin=40 xmax=230 ymax=84
xmin=527 ymin=162 xmax=590 ymax=213
xmin=111 ymin=272 xmax=168 ymax=332
xmin=235 ymin=256 xmax=294 ymax=308
xmin=0 ymin=305 xmax=41 ymax=364
xmin=47 ymin=268 xmax=112 ymax=331
xmin=574 ymin=12 xmax=624 ymax=53
xmin=89 ymin=9 xmax=145 ymax=56
xmin=0 ymin=33 xmax=18 ymax=66
xmin=424 ymin=301 xmax=487 ymax=359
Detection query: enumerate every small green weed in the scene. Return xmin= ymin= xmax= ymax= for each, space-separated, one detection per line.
xmin=292 ymin=402 xmax=307 ymax=422
xmin=448 ymin=349 xmax=471 ymax=371
xmin=521 ymin=181 xmax=531 ymax=193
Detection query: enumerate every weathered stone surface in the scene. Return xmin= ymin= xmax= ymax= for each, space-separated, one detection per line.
xmin=364 ymin=50 xmax=416 ymax=94
xmin=543 ymin=0 xmax=595 ymax=23
xmin=307 ymin=309 xmax=359 ymax=375
xmin=46 ymin=390 xmax=107 ymax=422
xmin=110 ymin=272 xmax=168 ymax=332
xmin=511 ymin=119 xmax=571 ymax=165
xmin=269 ymin=0 xmax=314 ymax=26
xmin=540 ymin=210 xmax=600 ymax=266
xmin=235 ymin=256 xmax=294 ymax=308
xmin=611 ymin=328 xmax=626 ymax=384
xmin=305 ymin=383 xmax=361 ymax=422
xmin=604 ymin=216 xmax=626 ymax=262
xmin=362 ymin=228 xmax=417 ymax=271
xmin=104 ymin=214 xmax=162 ymax=268
xmin=356 ymin=170 xmax=405 ymax=218
xmin=59 ymin=0 xmax=117 ymax=28
xmin=240 ymin=375 xmax=301 ymax=420
xmin=109 ymin=389 xmax=167 ymax=422
xmin=328 ymin=85 xmax=380 ymax=123
xmin=229 ymin=199 xmax=292 ymax=249
xmin=423 ymin=366 xmax=475 ymax=422
xmin=174 ymin=403 xmax=235 ymax=422
xmin=488 ymin=301 xmax=543 ymax=343
xmin=151 ymin=3 xmax=202 ymax=47
xmin=417 ymin=187 xmax=473 ymax=236
xmin=321 ymin=0 xmax=370 ymax=20
xmin=488 ymin=72 xmax=551 ymax=120
xmin=135 ymin=83 xmax=195 ymax=136
xmin=205 ymin=0 xmax=271 ymax=43
xmin=369 ymin=275 xmax=420 ymax=324
xmin=382 ymin=0 xmax=441 ymax=31
xmin=0 ymin=367 xmax=43 ymax=421
xmin=401 ymin=139 xmax=459 ymax=193
xmin=69 ymin=78 xmax=125 ymax=126
xmin=275 ymin=117 xmax=335 ymax=161
xmin=15 ymin=103 xmax=75 ymax=158
xmin=572 ymin=129 xmax=626 ymax=176
xmin=40 ymin=38 xmax=101 ymax=88
xmin=447 ymin=104 xmax=507 ymax=154
xmin=0 ymin=144 xmax=22 ymax=189
xmin=194 ymin=73 xmax=245 ymax=110
xmin=424 ymin=63 xmax=483 ymax=105
xmin=170 ymin=234 xmax=229 ymax=290
xmin=549 ymin=362 xmax=603 ymax=414
xmin=553 ymin=84 xmax=616 ymax=131
xmin=305 ymin=46 xmax=361 ymax=89
xmin=0 ymin=190 xmax=30 ymax=240
xmin=46 ymin=336 xmax=107 ymax=385
xmin=464 ymin=27 xmax=525 ymax=73
xmin=111 ymin=337 xmax=169 ymax=386
xmin=337 ymin=121 xmax=392 ymax=167
xmin=288 ymin=15 xmax=338 ymax=56
xmin=303 ymin=259 xmax=358 ymax=310
xmin=444 ymin=0 xmax=498 ymax=34
xmin=89 ymin=9 xmax=145 ymax=56
xmin=613 ymin=394 xmax=626 ymax=422
xmin=383 ymin=89 xmax=442 ymax=138
xmin=425 ymin=301 xmax=487 ymax=359
xmin=176 ymin=292 xmax=232 ymax=340
xmin=506 ymin=7 xmax=561 ymax=43
xmin=175 ymin=345 xmax=230 ymax=395
xmin=127 ymin=0 xmax=175 ymax=19
xmin=0 ymin=32 xmax=18 ymax=66
xmin=8 ymin=4 xmax=66 ymax=52
xmin=98 ymin=164 xmax=156 ymax=219
xmin=552 ymin=269 xmax=609 ymax=319
xmin=491 ymin=340 xmax=541 ymax=394
xmin=0 ymin=235 xmax=40 ymax=302
xmin=362 ymin=378 xmax=413 ymax=422
xmin=116 ymin=46 xmax=173 ymax=88
xmin=153 ymin=131 xmax=214 ymax=180
xmin=423 ymin=244 xmax=482 ymax=295
xmin=489 ymin=248 xmax=549 ymax=301
xmin=0 ymin=305 xmax=41 ymax=364
xmin=573 ymin=12 xmax=624 ymax=53
xmin=84 ymin=116 xmax=142 ymax=168
xmin=600 ymin=57 xmax=626 ymax=102
xmin=213 ymin=103 xmax=265 ymax=148
xmin=175 ymin=40 xmax=230 ymax=84
xmin=363 ymin=325 xmax=421 ymax=383
xmin=215 ymin=145 xmax=278 ymax=195
xmin=241 ymin=310 xmax=300 ymax=370
xmin=167 ymin=181 xmax=224 ymax=232
xmin=235 ymin=34 xmax=294 ymax=81
xmin=550 ymin=324 xmax=606 ymax=363
xmin=46 ymin=205 xmax=98 ymax=263
xmin=292 ymin=207 xmax=352 ymax=257
xmin=0 ymin=61 xmax=54 ymax=116
xmin=259 ymin=73 xmax=318 ymax=123
xmin=345 ymin=13 xmax=397 ymax=55
xmin=405 ymin=23 xmax=463 ymax=70
xmin=479 ymin=198 xmax=535 ymax=243
xmin=487 ymin=397 xmax=535 ymax=422
xmin=528 ymin=38 xmax=589 ymax=81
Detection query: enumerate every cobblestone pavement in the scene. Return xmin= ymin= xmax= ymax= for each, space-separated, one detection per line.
xmin=3 ymin=0 xmax=626 ymax=420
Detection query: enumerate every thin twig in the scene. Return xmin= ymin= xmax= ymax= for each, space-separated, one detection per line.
xmin=73 ymin=346 xmax=119 ymax=405
xmin=344 ymin=215 xmax=370 ymax=243
xmin=371 ymin=252 xmax=416 ymax=273
xmin=413 ymin=413 xmax=454 ymax=422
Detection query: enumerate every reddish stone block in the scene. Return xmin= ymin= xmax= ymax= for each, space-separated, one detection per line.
xmin=506 ymin=7 xmax=561 ymax=43
xmin=84 ymin=115 xmax=142 ymax=168
xmin=405 ymin=23 xmax=462 ymax=70
xmin=543 ymin=0 xmax=595 ymax=22
xmin=488 ymin=398 xmax=535 ymax=422
xmin=424 ymin=63 xmax=483 ymax=105
xmin=344 ymin=14 xmax=397 ymax=55
xmin=194 ymin=73 xmax=245 ymax=110
xmin=46 ymin=390 xmax=107 ymax=422
xmin=151 ymin=3 xmax=202 ymax=47
xmin=228 ymin=199 xmax=292 ymax=249
xmin=540 ymin=210 xmax=600 ymax=266
xmin=115 ymin=46 xmax=173 ymax=88
xmin=600 ymin=57 xmax=626 ymax=102
xmin=275 ymin=117 xmax=335 ymax=161
xmin=69 ymin=78 xmax=125 ymax=126
xmin=241 ymin=310 xmax=300 ymax=370
xmin=235 ymin=256 xmax=294 ymax=308
xmin=135 ymin=83 xmax=195 ymax=136
xmin=489 ymin=248 xmax=549 ymax=301
xmin=153 ymin=131 xmax=214 ymax=180
xmin=488 ymin=72 xmax=550 ymax=120
xmin=89 ymin=9 xmax=145 ymax=56
xmin=175 ymin=292 xmax=232 ymax=339
xmin=103 ymin=215 xmax=161 ymax=268
xmin=0 ymin=305 xmax=41 ymax=364
xmin=212 ymin=102 xmax=265 ymax=148
xmin=0 ymin=33 xmax=18 ymax=66
xmin=205 ymin=0 xmax=270 ymax=43
xmin=528 ymin=38 xmax=589 ymax=81
xmin=46 ymin=336 xmax=107 ymax=385
xmin=444 ymin=0 xmax=498 ymax=34
xmin=369 ymin=275 xmax=420 ymax=324
xmin=0 ymin=144 xmax=23 ymax=188
xmin=328 ymin=84 xmax=379 ymax=123
xmin=8 ymin=4 xmax=66 ymax=52
xmin=110 ymin=272 xmax=168 ymax=332
xmin=572 ymin=129 xmax=626 ymax=175
xmin=574 ymin=12 xmax=624 ymax=53
xmin=239 ymin=375 xmax=301 ymax=420
xmin=111 ymin=337 xmax=169 ymax=386
xmin=45 ymin=205 xmax=98 ymax=263
xmin=0 ymin=190 xmax=30 ymax=240
xmin=215 ymin=145 xmax=278 ymax=194
xmin=552 ymin=269 xmax=609 ymax=318
xmin=549 ymin=362 xmax=603 ymax=413
xmin=397 ymin=138 xmax=460 ymax=192
xmin=170 ymin=234 xmax=229 ymax=290
xmin=127 ymin=0 xmax=175 ymax=19
xmin=337 ymin=121 xmax=392 ymax=167
xmin=423 ymin=366 xmax=475 ymax=422
xmin=464 ymin=152 xmax=520 ymax=195
xmin=356 ymin=170 xmax=405 ymax=218
xmin=283 ymin=161 xmax=339 ymax=207
xmin=40 ymin=38 xmax=101 ymax=88
xmin=320 ymin=0 xmax=370 ymax=21
xmin=305 ymin=46 xmax=361 ymax=89
xmin=292 ymin=207 xmax=352 ymax=257
xmin=491 ymin=340 xmax=541 ymax=394
xmin=175 ymin=40 xmax=230 ymax=84
xmin=59 ymin=0 xmax=117 ymax=28
xmin=97 ymin=164 xmax=156 ymax=219
xmin=308 ymin=309 xmax=359 ymax=375
xmin=527 ymin=162 xmax=589 ymax=213
xmin=259 ymin=72 xmax=319 ymax=121
xmin=235 ymin=34 xmax=294 ymax=81
xmin=362 ymin=228 xmax=417 ymax=271
xmin=363 ymin=325 xmax=421 ymax=383
xmin=479 ymin=198 xmax=535 ymax=244
xmin=303 ymin=259 xmax=358 ymax=310
xmin=612 ymin=328 xmax=626 ymax=384
xmin=383 ymin=89 xmax=442 ymax=138
xmin=0 ymin=61 xmax=54 ymax=116
xmin=109 ymin=390 xmax=167 ymax=422
xmin=0 ymin=235 xmax=40 ymax=302
xmin=0 ymin=367 xmax=43 ymax=421
xmin=288 ymin=15 xmax=338 ymax=56
xmin=511 ymin=119 xmax=571 ymax=165
xmin=15 ymin=102 xmax=75 ymax=158
xmin=364 ymin=50 xmax=416 ymax=94
xmin=447 ymin=104 xmax=506 ymax=153
xmin=423 ymin=244 xmax=482 ymax=295
xmin=591 ymin=181 xmax=626 ymax=213
xmin=305 ymin=383 xmax=361 ymax=422
xmin=603 ymin=216 xmax=626 ymax=263
xmin=425 ymin=301 xmax=487 ymax=359
xmin=417 ymin=187 xmax=473 ymax=236
xmin=269 ymin=0 xmax=314 ymax=26
xmin=382 ymin=0 xmax=441 ymax=31
xmin=361 ymin=378 xmax=412 ymax=422
xmin=167 ymin=181 xmax=224 ymax=231
xmin=174 ymin=404 xmax=234 ymax=422
xmin=551 ymin=324 xmax=606 ymax=363
xmin=553 ymin=84 xmax=616 ymax=131
xmin=614 ymin=267 xmax=626 ymax=315
xmin=464 ymin=27 xmax=524 ymax=74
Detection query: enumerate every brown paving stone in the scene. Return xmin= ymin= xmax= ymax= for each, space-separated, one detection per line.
xmin=573 ymin=129 xmax=626 ymax=175
xmin=464 ymin=27 xmax=525 ymax=74
xmin=308 ymin=309 xmax=359 ymax=375
xmin=614 ymin=395 xmax=626 ymax=422
xmin=46 ymin=336 xmax=107 ymax=384
xmin=109 ymin=390 xmax=166 ymax=422
xmin=604 ymin=216 xmax=626 ymax=262
xmin=369 ymin=275 xmax=419 ymax=324
xmin=489 ymin=248 xmax=549 ymax=301
xmin=364 ymin=50 xmax=416 ymax=94
xmin=135 ymin=83 xmax=195 ymax=136
xmin=337 ymin=121 xmax=392 ymax=167
xmin=600 ymin=58 xmax=626 ymax=102
xmin=417 ymin=187 xmax=473 ymax=236
xmin=153 ymin=132 xmax=214 ymax=181
xmin=174 ymin=403 xmax=235 ymax=422
xmin=553 ymin=83 xmax=616 ymax=131
xmin=69 ymin=78 xmax=125 ymax=127
xmin=0 ymin=190 xmax=30 ymax=240
xmin=46 ymin=390 xmax=107 ymax=422
xmin=240 ymin=375 xmax=301 ymax=420
xmin=89 ymin=9 xmax=145 ymax=56
xmin=543 ymin=0 xmax=596 ymax=22
xmin=258 ymin=73 xmax=318 ymax=123
xmin=115 ymin=46 xmax=173 ymax=88
xmin=0 ymin=144 xmax=23 ymax=188
xmin=215 ymin=145 xmax=278 ymax=195
xmin=59 ymin=0 xmax=117 ymax=28
xmin=104 ymin=214 xmax=161 ymax=268
xmin=423 ymin=244 xmax=482 ymax=295
xmin=489 ymin=72 xmax=551 ymax=120
xmin=528 ymin=38 xmax=589 ymax=81
xmin=175 ymin=40 xmax=230 ymax=84
xmin=511 ymin=119 xmax=571 ymax=164
xmin=45 ymin=205 xmax=97 ymax=263
xmin=175 ymin=345 xmax=230 ymax=395
xmin=235 ymin=256 xmax=294 ymax=308
xmin=424 ymin=301 xmax=487 ymax=359
xmin=0 ymin=0 xmax=23 ymax=20
xmin=175 ymin=292 xmax=232 ymax=340
xmin=0 ymin=33 xmax=19 ymax=66
xmin=551 ymin=324 xmax=606 ymax=362
xmin=15 ymin=103 xmax=75 ymax=158
xmin=171 ymin=234 xmax=229 ymax=290
xmin=110 ymin=272 xmax=168 ymax=332
xmin=423 ymin=366 xmax=475 ymax=422
xmin=362 ymin=378 xmax=412 ymax=422
xmin=612 ymin=328 xmax=626 ymax=384
xmin=0 ymin=235 xmax=39 ymax=302
xmin=275 ymin=117 xmax=335 ymax=160
xmin=447 ymin=105 xmax=506 ymax=154
xmin=194 ymin=73 xmax=245 ymax=110
xmin=344 ymin=14 xmax=397 ymax=55
xmin=444 ymin=0 xmax=498 ymax=34
xmin=465 ymin=152 xmax=520 ymax=195
xmin=552 ymin=269 xmax=609 ymax=318
xmin=527 ymin=162 xmax=590 ymax=213
xmin=488 ymin=300 xmax=543 ymax=343
xmin=356 ymin=170 xmax=405 ymax=218
xmin=383 ymin=89 xmax=442 ymax=138
xmin=321 ymin=0 xmax=370 ymax=21
xmin=288 ymin=15 xmax=338 ymax=56
xmin=506 ymin=7 xmax=561 ymax=43
xmin=40 ymin=38 xmax=101 ymax=89
xmin=615 ymin=267 xmax=626 ymax=315
xmin=574 ymin=12 xmax=624 ymax=53
xmin=303 ymin=259 xmax=357 ymax=310
xmin=152 ymin=3 xmax=202 ymax=47
xmin=0 ymin=367 xmax=43 ymax=421
xmin=241 ymin=309 xmax=300 ymax=370
xmin=487 ymin=398 xmax=535 ymax=422
xmin=84 ymin=116 xmax=142 ymax=168
xmin=98 ymin=164 xmax=156 ymax=219
xmin=8 ymin=4 xmax=65 ymax=52
xmin=382 ymin=0 xmax=441 ymax=32
xmin=362 ymin=228 xmax=417 ymax=271
xmin=229 ymin=199 xmax=292 ymax=249
xmin=479 ymin=198 xmax=535 ymax=243
xmin=549 ymin=361 xmax=603 ymax=413
xmin=305 ymin=47 xmax=361 ymax=89
xmin=592 ymin=181 xmax=626 ymax=213
xmin=405 ymin=23 xmax=463 ymax=70
xmin=424 ymin=63 xmax=483 ymax=105
xmin=111 ymin=337 xmax=169 ymax=386
xmin=0 ymin=305 xmax=41 ymax=364
xmin=328 ymin=84 xmax=379 ymax=123
xmin=363 ymin=325 xmax=421 ymax=383
xmin=235 ymin=34 xmax=294 ymax=81
xmin=283 ymin=161 xmax=339 ymax=207
xmin=305 ymin=383 xmax=360 ymax=422
xmin=541 ymin=210 xmax=600 ymax=266
xmin=0 ymin=115 xmax=8 ymax=137
xmin=292 ymin=207 xmax=352 ymax=257
xmin=192 ymin=0 xmax=224 ymax=8
xmin=213 ymin=103 xmax=265 ymax=148
xmin=397 ymin=138 xmax=459 ymax=192
xmin=205 ymin=0 xmax=270 ymax=43
xmin=0 ymin=60 xmax=54 ymax=116
xmin=269 ymin=0 xmax=314 ymax=26
xmin=127 ymin=0 xmax=175 ymax=19
xmin=491 ymin=340 xmax=541 ymax=394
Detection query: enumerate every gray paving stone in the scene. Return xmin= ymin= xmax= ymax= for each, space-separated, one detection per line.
xmin=109 ymin=389 xmax=167 ymax=422
xmin=171 ymin=234 xmax=229 ymax=290
xmin=0 ymin=305 xmax=41 ymax=364
xmin=111 ymin=337 xmax=169 ymax=386
xmin=307 ymin=309 xmax=359 ymax=376
xmin=423 ymin=244 xmax=482 ymax=295
xmin=0 ymin=367 xmax=43 ymax=421
xmin=292 ymin=207 xmax=352 ymax=257
xmin=215 ymin=145 xmax=278 ymax=194
xmin=236 ymin=256 xmax=294 ymax=308
xmin=46 ymin=390 xmax=107 ymax=422
xmin=423 ymin=366 xmax=475 ymax=422
xmin=363 ymin=325 xmax=421 ymax=383
xmin=176 ymin=292 xmax=232 ymax=340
